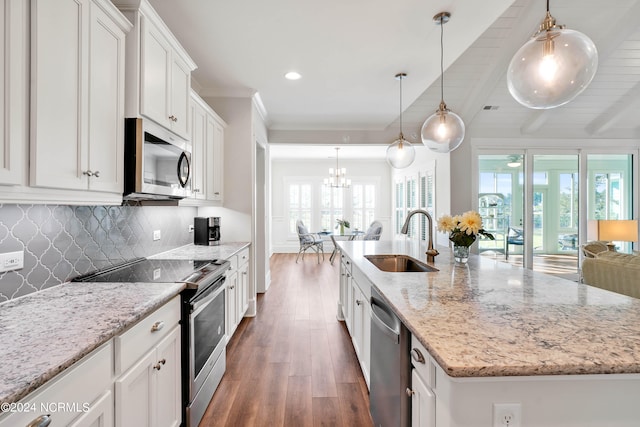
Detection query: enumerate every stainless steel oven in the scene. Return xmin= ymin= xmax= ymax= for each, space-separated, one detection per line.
xmin=72 ymin=257 xmax=230 ymax=427
xmin=183 ymin=272 xmax=227 ymax=427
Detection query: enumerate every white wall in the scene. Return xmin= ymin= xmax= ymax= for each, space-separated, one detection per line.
xmin=198 ymin=96 xmax=253 ymax=242
xmin=271 ymin=157 xmax=392 ymax=252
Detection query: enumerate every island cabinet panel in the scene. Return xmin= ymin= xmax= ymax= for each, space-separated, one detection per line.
xmin=340 ymin=253 xmax=371 ymax=389
xmin=0 ymin=342 xmax=114 ymax=427
xmin=411 ymin=370 xmax=435 ymax=427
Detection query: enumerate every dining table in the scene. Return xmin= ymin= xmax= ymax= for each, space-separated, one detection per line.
xmin=317 ymin=230 xmax=365 ymax=264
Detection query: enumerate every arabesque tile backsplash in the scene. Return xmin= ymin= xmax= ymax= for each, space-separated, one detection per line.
xmin=0 ymin=204 xmax=196 ymax=302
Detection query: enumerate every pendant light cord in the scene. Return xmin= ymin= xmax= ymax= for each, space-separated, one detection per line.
xmin=439 ymin=15 xmax=444 ymax=104
xmin=399 ymin=75 xmax=403 ymax=134
xmin=546 ymin=0 xmax=550 ymax=12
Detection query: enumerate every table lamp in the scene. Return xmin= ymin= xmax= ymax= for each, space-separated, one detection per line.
xmin=587 ymin=219 xmax=638 ymax=252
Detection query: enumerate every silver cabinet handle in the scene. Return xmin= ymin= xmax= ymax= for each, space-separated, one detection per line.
xmin=193 ymin=188 xmax=200 ymax=193
xmin=150 ymin=321 xmax=164 ymax=332
xmin=153 ymin=363 xmax=162 ymax=371
xmin=214 ymin=192 xmax=220 ymax=195
xmin=411 ymin=348 xmax=426 ymax=364
xmin=93 ymin=170 xmax=100 ymax=178
xmin=82 ymin=170 xmax=93 ymax=177
xmin=168 ymin=115 xmax=177 ymax=122
xmin=406 ymin=387 xmax=414 ymax=397
xmin=356 ymin=299 xmax=363 ymax=306
xmin=27 ymin=415 xmax=51 ymax=427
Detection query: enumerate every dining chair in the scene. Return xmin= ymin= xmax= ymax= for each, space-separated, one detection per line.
xmin=295 ymin=220 xmax=324 ymax=263
xmin=362 ymin=220 xmax=383 ymax=240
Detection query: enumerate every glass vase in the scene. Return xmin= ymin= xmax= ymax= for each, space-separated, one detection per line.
xmin=453 ymin=245 xmax=470 ymax=264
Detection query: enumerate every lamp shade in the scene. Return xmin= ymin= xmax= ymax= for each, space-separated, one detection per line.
xmin=421 ymin=107 xmax=465 ymax=153
xmin=386 ymin=137 xmax=415 ymax=169
xmin=588 ymin=219 xmax=638 ymax=242
xmin=507 ymin=27 xmax=598 ymax=109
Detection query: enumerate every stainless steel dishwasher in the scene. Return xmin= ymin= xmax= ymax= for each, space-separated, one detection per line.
xmin=369 ymin=287 xmax=411 ymax=427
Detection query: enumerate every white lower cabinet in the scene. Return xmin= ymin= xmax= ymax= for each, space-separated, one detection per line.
xmin=411 ymin=369 xmax=435 ymax=427
xmin=114 ymin=297 xmax=181 ymax=427
xmin=226 ymin=247 xmax=251 ymax=338
xmin=0 ymin=342 xmax=113 ymax=427
xmin=340 ymin=253 xmax=371 ymax=388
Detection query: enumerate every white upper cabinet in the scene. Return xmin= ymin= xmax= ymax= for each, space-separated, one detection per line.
xmin=183 ymin=90 xmax=226 ymax=205
xmin=118 ymin=0 xmax=196 ymax=140
xmin=30 ymin=0 xmax=131 ymax=195
xmin=0 ymin=0 xmax=27 ymax=186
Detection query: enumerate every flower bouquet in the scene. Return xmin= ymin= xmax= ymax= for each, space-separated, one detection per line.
xmin=335 ymin=219 xmax=350 ymax=234
xmin=437 ymin=211 xmax=494 ymax=263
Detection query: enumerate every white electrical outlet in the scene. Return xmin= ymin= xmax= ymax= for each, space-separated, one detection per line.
xmin=153 ymin=230 xmax=161 ymax=241
xmin=0 ymin=251 xmax=24 ymax=273
xmin=188 ymin=225 xmax=194 ymax=232
xmin=493 ymin=403 xmax=521 ymax=427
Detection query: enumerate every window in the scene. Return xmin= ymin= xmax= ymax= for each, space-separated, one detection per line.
xmin=352 ymin=183 xmax=375 ymax=231
xmin=288 ymin=183 xmax=312 ymax=234
xmin=320 ymin=186 xmax=344 ymax=231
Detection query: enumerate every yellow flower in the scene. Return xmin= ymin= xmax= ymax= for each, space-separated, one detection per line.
xmin=437 ymin=215 xmax=456 ymax=233
xmin=458 ymin=211 xmax=482 ymax=236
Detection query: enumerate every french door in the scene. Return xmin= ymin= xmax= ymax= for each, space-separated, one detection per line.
xmin=476 ymin=150 xmax=635 ymax=277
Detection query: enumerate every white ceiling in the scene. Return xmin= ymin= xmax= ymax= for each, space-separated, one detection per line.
xmin=148 ymin=0 xmax=640 ymax=149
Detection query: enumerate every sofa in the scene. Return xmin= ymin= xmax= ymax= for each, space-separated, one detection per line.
xmin=581 ymin=249 xmax=640 ymax=299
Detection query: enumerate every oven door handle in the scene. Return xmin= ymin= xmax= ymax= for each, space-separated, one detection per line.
xmin=191 ymin=278 xmax=226 ymax=314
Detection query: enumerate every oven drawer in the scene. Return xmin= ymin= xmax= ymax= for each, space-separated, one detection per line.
xmin=115 ymin=296 xmax=180 ymax=375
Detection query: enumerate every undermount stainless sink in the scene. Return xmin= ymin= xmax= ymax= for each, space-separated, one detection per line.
xmin=364 ymin=254 xmax=439 ymax=273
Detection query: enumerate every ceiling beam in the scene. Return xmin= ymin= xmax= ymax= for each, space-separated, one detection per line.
xmin=586 ymin=81 xmax=640 ymax=135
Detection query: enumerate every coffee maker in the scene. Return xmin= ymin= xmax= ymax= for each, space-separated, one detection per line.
xmin=194 ymin=217 xmax=221 ymax=246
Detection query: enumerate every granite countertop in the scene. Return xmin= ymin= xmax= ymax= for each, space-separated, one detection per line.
xmin=338 ymin=240 xmax=640 ymax=378
xmin=0 ymin=242 xmax=250 ymax=407
xmin=149 ymin=241 xmax=250 ymax=261
xmin=0 ymin=281 xmax=184 ymax=406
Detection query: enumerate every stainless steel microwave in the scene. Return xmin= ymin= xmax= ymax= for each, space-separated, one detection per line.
xmin=123 ymin=118 xmax=192 ymax=200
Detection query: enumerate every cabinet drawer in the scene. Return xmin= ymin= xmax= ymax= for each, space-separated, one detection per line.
xmin=115 ymin=296 xmax=180 ymax=375
xmin=227 ymin=254 xmax=238 ymax=272
xmin=237 ymin=247 xmax=249 ymax=266
xmin=0 ymin=341 xmax=113 ymax=427
xmin=411 ymin=334 xmax=436 ymax=389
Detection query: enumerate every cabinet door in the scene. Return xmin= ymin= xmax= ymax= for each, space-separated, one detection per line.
xmin=141 ymin=16 xmax=170 ymax=128
xmin=207 ymin=118 xmax=224 ymax=201
xmin=88 ymin=1 xmax=126 ymax=193
xmin=30 ymin=0 xmax=89 ymax=190
xmin=170 ymin=55 xmax=190 ymax=138
xmin=226 ymin=272 xmax=238 ymax=337
xmin=351 ymin=281 xmax=364 ymax=358
xmin=238 ymin=261 xmax=249 ymax=319
xmin=0 ymin=0 xmax=27 ymax=185
xmin=69 ymin=390 xmax=114 ymax=427
xmin=115 ymin=350 xmax=156 ymax=427
xmin=155 ymin=326 xmax=181 ymax=427
xmin=190 ymin=100 xmax=206 ymax=199
xmin=411 ymin=369 xmax=435 ymax=427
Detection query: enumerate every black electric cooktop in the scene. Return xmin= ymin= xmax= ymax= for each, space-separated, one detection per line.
xmin=72 ymin=258 xmax=225 ymax=284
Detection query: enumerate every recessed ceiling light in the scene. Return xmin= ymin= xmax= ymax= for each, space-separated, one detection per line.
xmin=285 ymin=71 xmax=302 ymax=80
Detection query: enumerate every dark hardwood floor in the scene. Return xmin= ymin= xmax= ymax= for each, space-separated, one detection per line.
xmin=199 ymin=253 xmax=373 ymax=427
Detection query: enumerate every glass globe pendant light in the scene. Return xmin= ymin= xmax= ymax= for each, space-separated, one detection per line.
xmin=507 ymin=0 xmax=598 ymax=109
xmin=386 ymin=73 xmax=416 ymax=169
xmin=422 ymin=12 xmax=465 ymax=154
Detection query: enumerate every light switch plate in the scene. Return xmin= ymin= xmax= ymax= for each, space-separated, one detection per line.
xmin=153 ymin=230 xmax=161 ymax=241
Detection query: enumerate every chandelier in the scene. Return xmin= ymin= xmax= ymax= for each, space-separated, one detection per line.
xmin=324 ymin=147 xmax=351 ymax=188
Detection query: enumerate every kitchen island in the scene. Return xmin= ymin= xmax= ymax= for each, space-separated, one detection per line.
xmin=338 ymin=239 xmax=640 ymax=426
